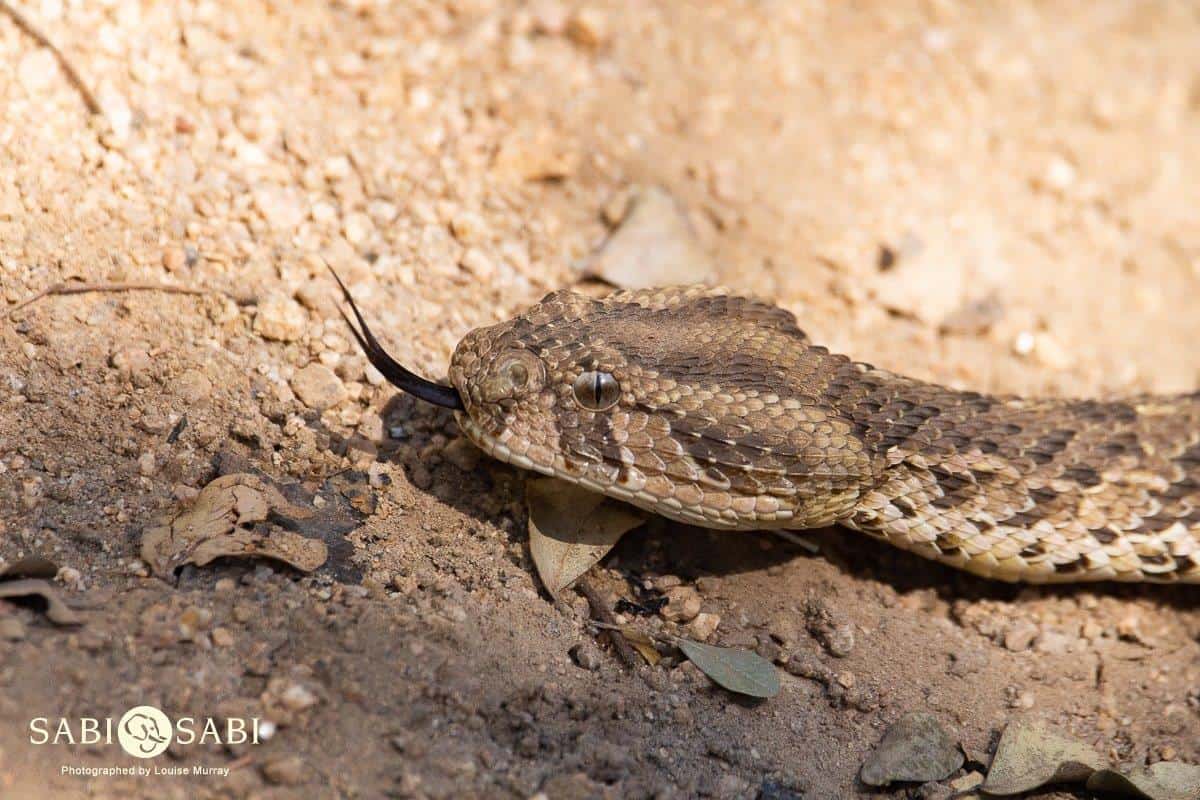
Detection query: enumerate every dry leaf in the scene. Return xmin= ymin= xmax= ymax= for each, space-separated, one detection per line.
xmin=676 ymin=638 xmax=780 ymax=698
xmin=0 ymin=579 xmax=81 ymax=625
xmin=619 ymin=626 xmax=662 ymax=666
xmin=526 ymin=477 xmax=644 ymax=597
xmin=583 ymin=186 xmax=716 ymax=289
xmin=860 ymin=712 xmax=964 ymax=787
xmin=0 ymin=557 xmax=59 ymax=580
xmin=1087 ymin=763 xmax=1200 ymax=800
xmin=982 ymin=720 xmax=1105 ymax=795
xmin=141 ymin=473 xmax=327 ymax=577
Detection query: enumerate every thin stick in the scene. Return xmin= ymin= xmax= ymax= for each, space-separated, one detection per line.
xmin=3 ymin=281 xmax=221 ymax=321
xmin=577 ymin=578 xmax=642 ymax=669
xmin=0 ymin=1 xmax=101 ymax=115
xmin=771 ymin=529 xmax=821 ymax=554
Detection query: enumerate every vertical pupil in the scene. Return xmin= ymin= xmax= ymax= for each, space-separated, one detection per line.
xmin=593 ymin=372 xmax=603 ymax=404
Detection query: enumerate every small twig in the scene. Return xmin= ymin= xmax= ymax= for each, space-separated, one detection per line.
xmin=3 ymin=281 xmax=228 ymax=321
xmin=577 ymin=578 xmax=641 ymax=669
xmin=771 ymin=529 xmax=821 ymax=554
xmin=0 ymin=0 xmax=101 ymax=115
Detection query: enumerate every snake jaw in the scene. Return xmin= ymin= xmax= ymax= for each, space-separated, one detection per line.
xmin=327 ymin=265 xmax=465 ymax=410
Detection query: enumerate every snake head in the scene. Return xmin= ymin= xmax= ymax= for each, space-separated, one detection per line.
xmin=447 ymin=286 xmax=878 ymax=530
xmin=335 ymin=269 xmax=876 ymax=531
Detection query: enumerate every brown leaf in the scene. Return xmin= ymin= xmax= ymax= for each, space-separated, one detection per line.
xmin=0 ymin=579 xmax=81 ymax=625
xmin=0 ymin=557 xmax=59 ymax=580
xmin=141 ymin=473 xmax=327 ymax=577
xmin=982 ymin=720 xmax=1105 ymax=795
xmin=619 ymin=627 xmax=662 ymax=666
xmin=1087 ymin=763 xmax=1200 ymax=800
xmin=526 ymin=477 xmax=644 ymax=597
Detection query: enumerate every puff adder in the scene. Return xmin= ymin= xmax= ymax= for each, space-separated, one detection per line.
xmin=332 ymin=272 xmax=1200 ymax=584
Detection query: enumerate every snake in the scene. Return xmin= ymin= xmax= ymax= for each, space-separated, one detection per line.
xmin=329 ymin=270 xmax=1200 ymax=584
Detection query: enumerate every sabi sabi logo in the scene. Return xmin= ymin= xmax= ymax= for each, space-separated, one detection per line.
xmin=116 ymin=706 xmax=173 ymax=758
xmin=29 ymin=705 xmax=263 ymax=759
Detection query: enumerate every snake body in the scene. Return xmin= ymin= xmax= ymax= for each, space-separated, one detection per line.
xmin=337 ymin=277 xmax=1200 ymax=583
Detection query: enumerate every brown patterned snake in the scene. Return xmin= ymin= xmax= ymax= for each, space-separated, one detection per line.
xmin=330 ymin=271 xmax=1200 ymax=584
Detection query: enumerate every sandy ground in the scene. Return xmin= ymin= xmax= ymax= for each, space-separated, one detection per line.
xmin=2 ymin=1 xmax=1200 ymax=798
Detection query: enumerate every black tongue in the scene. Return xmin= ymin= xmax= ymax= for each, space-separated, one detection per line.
xmin=326 ymin=265 xmax=465 ymax=411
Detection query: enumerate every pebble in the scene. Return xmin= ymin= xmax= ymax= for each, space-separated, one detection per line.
xmin=860 ymin=711 xmax=964 ymax=787
xmin=343 ymin=212 xmax=374 ymax=245
xmin=291 ymin=363 xmax=347 ymax=411
xmin=110 ymin=347 xmax=152 ymax=378
xmin=460 ymin=247 xmax=495 ymax=279
xmin=0 ymin=617 xmax=26 ymax=641
xmin=253 ymin=186 xmax=306 ymax=230
xmin=569 ymin=641 xmax=603 ymax=671
xmin=449 ymin=210 xmax=488 ymax=244
xmin=805 ymin=598 xmax=856 ymax=657
xmin=162 ymin=248 xmax=186 ymax=272
xmin=261 ymin=755 xmax=307 ymax=786
xmin=176 ymin=369 xmax=213 ymax=403
xmin=279 ymin=682 xmax=319 ymax=712
xmin=660 ymin=586 xmax=702 ymax=623
xmin=254 ymin=293 xmax=308 ymax=342
xmin=178 ymin=606 xmax=213 ymax=640
xmin=1003 ymin=620 xmax=1039 ymax=652
xmin=211 ymin=627 xmax=234 ymax=648
xmin=137 ymin=451 xmax=157 ymax=477
xmin=566 ymin=7 xmax=608 ymax=48
xmin=767 ymin=609 xmax=802 ymax=646
xmin=687 ymin=612 xmax=720 ymax=641
xmin=18 ymin=49 xmax=58 ymax=94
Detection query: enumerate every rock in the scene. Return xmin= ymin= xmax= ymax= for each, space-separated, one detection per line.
xmin=0 ymin=616 xmax=26 ymax=641
xmin=569 ymin=641 xmax=603 ymax=671
xmin=687 ymin=612 xmax=720 ymax=641
xmin=584 ymin=186 xmax=716 ymax=289
xmin=211 ymin=627 xmax=234 ymax=648
xmin=291 ymin=363 xmax=347 ymax=410
xmin=254 ymin=293 xmax=308 ymax=342
xmin=137 ymin=451 xmax=157 ymax=477
xmin=279 ymin=682 xmax=319 ymax=712
xmin=253 ymin=187 xmax=306 ymax=230
xmin=342 ymin=212 xmax=374 ymax=245
xmin=860 ymin=711 xmax=964 ymax=787
xmin=261 ymin=755 xmax=307 ymax=785
xmin=19 ymin=49 xmax=59 ymax=95
xmin=767 ymin=609 xmax=802 ymax=647
xmin=162 ymin=247 xmax=187 ymax=272
xmin=176 ymin=369 xmax=213 ymax=403
xmin=178 ymin=606 xmax=213 ymax=640
xmin=805 ymin=598 xmax=856 ymax=657
xmin=1003 ymin=621 xmax=1039 ymax=652
xmin=449 ymin=210 xmax=488 ymax=244
xmin=110 ymin=347 xmax=152 ymax=379
xmin=460 ymin=247 xmax=495 ymax=279
xmin=566 ymin=7 xmax=608 ymax=48
xmin=660 ymin=586 xmax=701 ymax=623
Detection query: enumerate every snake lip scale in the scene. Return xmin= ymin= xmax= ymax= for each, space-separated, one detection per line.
xmin=331 ymin=269 xmax=1200 ymax=584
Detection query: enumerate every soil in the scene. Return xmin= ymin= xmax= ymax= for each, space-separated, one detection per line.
xmin=2 ymin=2 xmax=1200 ymax=799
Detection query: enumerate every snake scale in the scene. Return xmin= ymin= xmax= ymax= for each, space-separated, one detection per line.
xmin=332 ymin=272 xmax=1200 ymax=584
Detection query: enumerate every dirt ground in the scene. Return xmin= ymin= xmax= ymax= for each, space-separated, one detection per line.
xmin=2 ymin=1 xmax=1200 ymax=798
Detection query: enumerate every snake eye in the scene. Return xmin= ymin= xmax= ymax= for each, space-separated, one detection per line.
xmin=573 ymin=370 xmax=620 ymax=411
xmin=503 ymin=360 xmax=529 ymax=388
